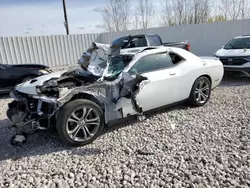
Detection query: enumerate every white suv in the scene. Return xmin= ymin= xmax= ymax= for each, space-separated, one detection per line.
xmin=214 ymin=35 xmax=250 ymax=76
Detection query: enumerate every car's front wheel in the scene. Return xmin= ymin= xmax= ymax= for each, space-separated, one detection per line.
xmin=56 ymin=99 xmax=104 ymax=146
xmin=188 ymin=76 xmax=211 ymax=107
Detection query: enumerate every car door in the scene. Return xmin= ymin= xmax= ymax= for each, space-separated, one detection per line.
xmin=127 ymin=52 xmax=181 ymax=112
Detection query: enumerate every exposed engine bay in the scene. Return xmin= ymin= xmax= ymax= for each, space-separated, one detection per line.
xmin=7 ymin=42 xmax=150 ymax=144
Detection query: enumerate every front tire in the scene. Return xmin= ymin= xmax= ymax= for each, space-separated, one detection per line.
xmin=56 ymin=99 xmax=104 ymax=147
xmin=188 ymin=76 xmax=211 ymax=107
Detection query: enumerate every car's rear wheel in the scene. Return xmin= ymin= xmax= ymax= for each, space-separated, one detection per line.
xmin=188 ymin=76 xmax=211 ymax=107
xmin=56 ymin=99 xmax=104 ymax=146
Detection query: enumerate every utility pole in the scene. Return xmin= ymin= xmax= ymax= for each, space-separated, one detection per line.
xmin=62 ymin=0 xmax=69 ymax=35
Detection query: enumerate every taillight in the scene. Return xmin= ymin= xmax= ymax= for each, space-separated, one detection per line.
xmin=187 ymin=43 xmax=191 ymax=51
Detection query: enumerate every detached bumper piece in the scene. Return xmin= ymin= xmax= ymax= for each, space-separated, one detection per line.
xmin=11 ymin=133 xmax=28 ymax=146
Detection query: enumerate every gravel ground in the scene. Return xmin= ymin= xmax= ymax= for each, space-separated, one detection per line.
xmin=0 ymin=76 xmax=250 ymax=188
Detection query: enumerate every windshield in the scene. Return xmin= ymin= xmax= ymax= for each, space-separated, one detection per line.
xmin=224 ymin=38 xmax=250 ymax=49
xmin=104 ymin=56 xmax=126 ymax=80
xmin=103 ymin=54 xmax=134 ymax=80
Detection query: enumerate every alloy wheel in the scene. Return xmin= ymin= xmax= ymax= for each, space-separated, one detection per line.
xmin=194 ymin=78 xmax=210 ymax=104
xmin=66 ymin=106 xmax=101 ymax=142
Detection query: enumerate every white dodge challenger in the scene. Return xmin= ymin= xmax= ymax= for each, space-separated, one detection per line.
xmin=7 ymin=45 xmax=224 ymax=146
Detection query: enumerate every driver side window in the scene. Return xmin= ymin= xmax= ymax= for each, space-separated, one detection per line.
xmin=128 ymin=53 xmax=173 ymax=75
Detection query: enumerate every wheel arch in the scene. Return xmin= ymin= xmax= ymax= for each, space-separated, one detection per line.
xmin=198 ymin=73 xmax=213 ymax=86
xmin=200 ymin=74 xmax=212 ymax=85
xmin=57 ymin=92 xmax=107 ymax=127
xmin=188 ymin=74 xmax=212 ymax=97
xmin=69 ymin=93 xmax=105 ymax=111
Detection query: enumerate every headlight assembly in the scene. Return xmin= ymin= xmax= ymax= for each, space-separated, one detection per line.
xmin=39 ymin=69 xmax=49 ymax=75
xmin=36 ymin=79 xmax=58 ymax=94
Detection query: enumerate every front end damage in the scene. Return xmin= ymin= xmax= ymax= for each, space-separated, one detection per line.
xmin=7 ymin=72 xmax=149 ymax=133
xmin=6 ymin=42 xmax=150 ymax=145
xmin=7 ymin=90 xmax=58 ymax=134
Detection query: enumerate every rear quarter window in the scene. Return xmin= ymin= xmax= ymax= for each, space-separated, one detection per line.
xmin=170 ymin=48 xmax=198 ymax=62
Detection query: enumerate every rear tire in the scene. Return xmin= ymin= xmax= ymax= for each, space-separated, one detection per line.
xmin=56 ymin=99 xmax=104 ymax=147
xmin=188 ymin=76 xmax=211 ymax=107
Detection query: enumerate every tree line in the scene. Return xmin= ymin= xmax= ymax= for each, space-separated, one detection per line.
xmin=102 ymin=0 xmax=250 ymax=32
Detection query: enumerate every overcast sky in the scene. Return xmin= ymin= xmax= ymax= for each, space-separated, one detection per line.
xmin=0 ymin=0 xmax=164 ymax=37
xmin=0 ymin=0 xmax=107 ymax=37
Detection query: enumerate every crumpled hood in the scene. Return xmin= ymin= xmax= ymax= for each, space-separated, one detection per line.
xmin=15 ymin=70 xmax=67 ymax=95
xmin=215 ymin=48 xmax=250 ymax=57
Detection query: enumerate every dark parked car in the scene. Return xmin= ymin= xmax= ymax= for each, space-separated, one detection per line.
xmin=111 ymin=34 xmax=191 ymax=51
xmin=0 ymin=63 xmax=52 ymax=94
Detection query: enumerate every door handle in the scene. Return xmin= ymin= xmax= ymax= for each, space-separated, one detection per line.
xmin=169 ymin=72 xmax=176 ymax=76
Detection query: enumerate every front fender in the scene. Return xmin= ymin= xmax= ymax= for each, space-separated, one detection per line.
xmin=57 ymin=87 xmax=123 ymax=124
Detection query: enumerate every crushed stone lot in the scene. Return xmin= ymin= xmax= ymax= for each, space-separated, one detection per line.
xmin=0 ymin=76 xmax=250 ymax=188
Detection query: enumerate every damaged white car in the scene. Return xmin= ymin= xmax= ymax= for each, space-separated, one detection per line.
xmin=7 ymin=45 xmax=224 ymax=146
